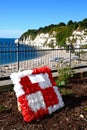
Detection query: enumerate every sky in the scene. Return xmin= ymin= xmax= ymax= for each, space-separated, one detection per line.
xmin=0 ymin=0 xmax=87 ymax=38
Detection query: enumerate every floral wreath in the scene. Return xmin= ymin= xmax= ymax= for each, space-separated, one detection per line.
xmin=10 ymin=66 xmax=64 ymax=122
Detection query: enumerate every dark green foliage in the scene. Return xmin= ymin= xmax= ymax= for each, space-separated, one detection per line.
xmin=73 ymin=21 xmax=79 ymax=30
xmin=56 ymin=25 xmax=75 ymax=47
xmin=58 ymin=22 xmax=66 ymax=26
xmin=67 ymin=20 xmax=74 ymax=25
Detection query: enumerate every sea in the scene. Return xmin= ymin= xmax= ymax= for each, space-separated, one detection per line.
xmin=0 ymin=38 xmax=45 ymax=65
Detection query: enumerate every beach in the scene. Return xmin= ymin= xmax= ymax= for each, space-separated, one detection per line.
xmin=0 ymin=49 xmax=74 ymax=76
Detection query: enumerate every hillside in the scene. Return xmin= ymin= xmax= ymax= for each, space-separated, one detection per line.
xmin=19 ymin=18 xmax=87 ymax=49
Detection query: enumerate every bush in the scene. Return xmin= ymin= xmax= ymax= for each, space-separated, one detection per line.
xmin=56 ymin=60 xmax=74 ymax=87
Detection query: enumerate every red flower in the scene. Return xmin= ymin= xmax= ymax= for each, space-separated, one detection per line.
xmin=11 ymin=66 xmax=64 ymax=122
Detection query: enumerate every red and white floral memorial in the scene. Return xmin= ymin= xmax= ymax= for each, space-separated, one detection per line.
xmin=10 ymin=66 xmax=64 ymax=122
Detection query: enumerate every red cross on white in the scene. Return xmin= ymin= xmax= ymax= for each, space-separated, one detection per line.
xmin=10 ymin=66 xmax=64 ymax=122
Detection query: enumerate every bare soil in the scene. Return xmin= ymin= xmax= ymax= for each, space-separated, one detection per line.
xmin=0 ymin=76 xmax=87 ymax=130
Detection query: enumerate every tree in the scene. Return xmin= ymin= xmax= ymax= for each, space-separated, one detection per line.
xmin=58 ymin=22 xmax=66 ymax=26
xmin=82 ymin=18 xmax=87 ymax=27
xmin=67 ymin=20 xmax=74 ymax=25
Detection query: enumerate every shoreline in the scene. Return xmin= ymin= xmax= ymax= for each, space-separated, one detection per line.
xmin=0 ymin=50 xmax=70 ymax=76
xmin=1 ymin=47 xmax=84 ymax=78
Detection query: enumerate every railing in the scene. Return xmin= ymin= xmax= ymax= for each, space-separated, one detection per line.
xmin=0 ymin=41 xmax=87 ymax=79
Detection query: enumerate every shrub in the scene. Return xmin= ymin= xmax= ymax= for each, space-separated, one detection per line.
xmin=56 ymin=60 xmax=74 ymax=87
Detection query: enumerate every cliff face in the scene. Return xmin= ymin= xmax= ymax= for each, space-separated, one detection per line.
xmin=19 ymin=28 xmax=87 ymax=49
xmin=66 ymin=29 xmax=87 ymax=48
xmin=20 ymin=32 xmax=57 ymax=49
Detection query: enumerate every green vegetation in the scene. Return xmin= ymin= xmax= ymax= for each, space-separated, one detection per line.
xmin=20 ymin=18 xmax=87 ymax=47
xmin=20 ymin=29 xmax=38 ymax=40
xmin=59 ymin=88 xmax=74 ymax=96
xmin=56 ymin=60 xmax=74 ymax=87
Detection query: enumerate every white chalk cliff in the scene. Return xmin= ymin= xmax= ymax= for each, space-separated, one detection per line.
xmin=19 ymin=31 xmax=57 ymax=49
xmin=18 ymin=29 xmax=87 ymax=49
xmin=66 ymin=29 xmax=87 ymax=48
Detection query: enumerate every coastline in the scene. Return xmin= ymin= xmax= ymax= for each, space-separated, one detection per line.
xmin=1 ymin=49 xmax=70 ymax=77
